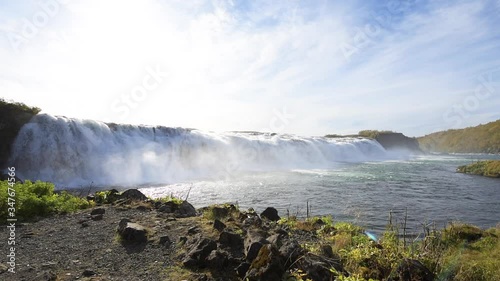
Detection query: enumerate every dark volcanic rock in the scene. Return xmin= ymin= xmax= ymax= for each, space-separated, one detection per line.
xmin=183 ymin=237 xmax=218 ymax=268
xmin=82 ymin=269 xmax=97 ymax=277
xmin=213 ymin=219 xmax=226 ymax=232
xmin=159 ymin=235 xmax=171 ymax=246
xmin=260 ymin=207 xmax=280 ymax=221
xmin=120 ymin=189 xmax=148 ymax=201
xmin=158 ymin=201 xmax=176 ymax=213
xmin=176 ymin=201 xmax=197 ymax=218
xmin=117 ymin=219 xmax=148 ymax=243
xmin=206 ymin=250 xmax=229 ymax=269
xmin=90 ymin=208 xmax=105 ymax=215
xmin=245 ymin=231 xmax=269 ymax=262
xmin=91 ymin=214 xmax=103 ymax=221
xmin=219 ymin=231 xmax=244 ymax=250
xmin=245 ymin=244 xmax=284 ymax=281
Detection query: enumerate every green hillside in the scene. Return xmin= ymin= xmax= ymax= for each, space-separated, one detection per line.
xmin=418 ymin=120 xmax=500 ymax=153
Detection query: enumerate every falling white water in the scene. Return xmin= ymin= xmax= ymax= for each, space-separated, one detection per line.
xmin=9 ymin=114 xmax=400 ymax=187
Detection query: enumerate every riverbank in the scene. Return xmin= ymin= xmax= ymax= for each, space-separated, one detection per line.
xmin=1 ymin=184 xmax=499 ymax=281
xmin=457 ymin=160 xmax=500 ymax=178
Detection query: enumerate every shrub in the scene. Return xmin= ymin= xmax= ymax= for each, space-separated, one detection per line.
xmin=0 ymin=180 xmax=92 ymax=222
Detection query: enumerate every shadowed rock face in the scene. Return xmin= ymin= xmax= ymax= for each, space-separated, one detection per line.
xmin=0 ymin=100 xmax=40 ymax=170
xmin=375 ymin=132 xmax=422 ymax=153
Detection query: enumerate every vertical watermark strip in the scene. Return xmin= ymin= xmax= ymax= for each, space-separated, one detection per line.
xmin=6 ymin=167 xmax=17 ymax=273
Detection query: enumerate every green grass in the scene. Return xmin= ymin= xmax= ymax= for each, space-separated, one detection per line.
xmin=0 ymin=180 xmax=92 ymax=222
xmin=457 ymin=160 xmax=500 ymax=178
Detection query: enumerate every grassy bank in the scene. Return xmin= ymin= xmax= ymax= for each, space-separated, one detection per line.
xmin=457 ymin=160 xmax=500 ymax=178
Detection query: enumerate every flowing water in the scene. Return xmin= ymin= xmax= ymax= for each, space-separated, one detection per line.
xmin=9 ymin=114 xmax=500 ymax=235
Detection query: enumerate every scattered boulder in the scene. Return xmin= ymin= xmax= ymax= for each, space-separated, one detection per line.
xmin=243 ymin=216 xmax=262 ymax=229
xmin=117 ymin=219 xmax=148 ymax=243
xmin=91 ymin=214 xmax=103 ymax=221
xmin=206 ymin=250 xmax=229 ymax=269
xmin=246 ymin=241 xmax=264 ymax=263
xmin=388 ymin=259 xmax=434 ymax=281
xmin=182 ymin=237 xmax=218 ymax=268
xmin=260 ymin=207 xmax=280 ymax=221
xmin=159 ymin=236 xmax=171 ymax=247
xmin=176 ymin=201 xmax=197 ymax=218
xmin=82 ymin=269 xmax=97 ymax=277
xmin=119 ymin=189 xmax=148 ymax=201
xmin=245 ymin=244 xmax=284 ymax=281
xmin=213 ymin=219 xmax=226 ymax=232
xmin=90 ymin=208 xmax=105 ymax=215
xmin=245 ymin=231 xmax=269 ymax=262
xmin=158 ymin=201 xmax=176 ymax=213
xmin=219 ymin=231 xmax=244 ymax=250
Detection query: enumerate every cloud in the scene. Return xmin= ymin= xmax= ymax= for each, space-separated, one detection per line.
xmin=0 ymin=0 xmax=499 ymax=137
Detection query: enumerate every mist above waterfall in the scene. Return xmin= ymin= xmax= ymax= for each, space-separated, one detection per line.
xmin=9 ymin=114 xmax=407 ymax=188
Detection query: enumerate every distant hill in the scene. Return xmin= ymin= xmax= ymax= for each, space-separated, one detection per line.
xmin=326 ymin=130 xmax=422 ymax=153
xmin=417 ymin=120 xmax=500 ymax=154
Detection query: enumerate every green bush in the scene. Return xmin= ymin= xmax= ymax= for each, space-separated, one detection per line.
xmin=0 ymin=180 xmax=92 ymax=222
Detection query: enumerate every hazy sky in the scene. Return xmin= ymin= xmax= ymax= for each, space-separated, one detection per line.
xmin=1 ymin=0 xmax=499 ymax=137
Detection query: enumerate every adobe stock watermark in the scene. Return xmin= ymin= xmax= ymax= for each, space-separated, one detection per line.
xmin=5 ymin=0 xmax=72 ymax=53
xmin=6 ymin=167 xmax=17 ymax=274
xmin=111 ymin=64 xmax=169 ymax=120
xmin=214 ymin=107 xmax=296 ymax=181
xmin=443 ymin=68 xmax=499 ymax=128
xmin=340 ymin=0 xmax=416 ymax=60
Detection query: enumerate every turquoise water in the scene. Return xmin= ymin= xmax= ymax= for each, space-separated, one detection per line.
xmin=141 ymin=154 xmax=500 ymax=235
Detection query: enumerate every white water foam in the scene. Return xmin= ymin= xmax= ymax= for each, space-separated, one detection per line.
xmin=10 ymin=114 xmax=400 ymax=187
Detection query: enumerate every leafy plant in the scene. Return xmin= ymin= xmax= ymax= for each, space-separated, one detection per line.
xmin=0 ymin=180 xmax=92 ymax=222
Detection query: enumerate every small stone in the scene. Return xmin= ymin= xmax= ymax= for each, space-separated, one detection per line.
xmin=90 ymin=208 xmax=105 ymax=215
xmin=117 ymin=219 xmax=148 ymax=243
xmin=213 ymin=219 xmax=226 ymax=232
xmin=82 ymin=269 xmax=96 ymax=277
xmin=159 ymin=236 xmax=171 ymax=246
xmin=260 ymin=207 xmax=280 ymax=221
xmin=81 ymin=222 xmax=89 ymax=228
xmin=246 ymin=241 xmax=263 ymax=262
xmin=91 ymin=214 xmax=103 ymax=221
xmin=219 ymin=231 xmax=244 ymax=250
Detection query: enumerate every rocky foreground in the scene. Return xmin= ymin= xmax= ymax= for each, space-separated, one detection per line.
xmin=1 ymin=188 xmax=498 ymax=281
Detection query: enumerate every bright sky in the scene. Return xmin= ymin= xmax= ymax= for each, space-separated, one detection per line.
xmin=1 ymin=0 xmax=499 ymax=137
